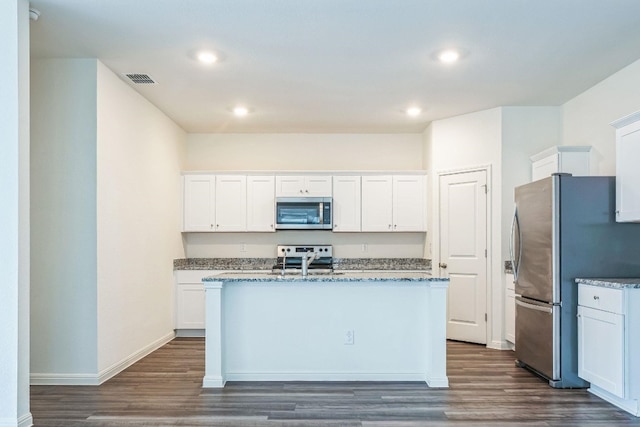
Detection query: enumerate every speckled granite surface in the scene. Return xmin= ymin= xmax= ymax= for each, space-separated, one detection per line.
xmin=203 ymin=271 xmax=446 ymax=283
xmin=173 ymin=258 xmax=274 ymax=270
xmin=174 ymin=257 xmax=431 ymax=271
xmin=333 ymin=258 xmax=431 ymax=270
xmin=575 ymin=278 xmax=640 ymax=289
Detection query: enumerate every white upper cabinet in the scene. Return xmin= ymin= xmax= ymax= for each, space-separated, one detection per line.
xmin=183 ymin=175 xmax=215 ymax=231
xmin=215 ymin=175 xmax=247 ymax=231
xmin=332 ymin=176 xmax=361 ymax=232
xmin=530 ymin=146 xmax=591 ymax=181
xmin=611 ymin=111 xmax=640 ymax=223
xmin=361 ymin=175 xmax=426 ymax=232
xmin=361 ymin=175 xmax=394 ymax=231
xmin=393 ymin=175 xmax=426 ymax=231
xmin=247 ymin=175 xmax=276 ymax=232
xmin=275 ymin=175 xmax=332 ymax=197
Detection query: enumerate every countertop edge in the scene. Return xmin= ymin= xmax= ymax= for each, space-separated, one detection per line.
xmin=575 ymin=278 xmax=640 ymax=289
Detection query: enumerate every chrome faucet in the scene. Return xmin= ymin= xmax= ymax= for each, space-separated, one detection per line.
xmin=301 ymin=251 xmax=319 ymax=277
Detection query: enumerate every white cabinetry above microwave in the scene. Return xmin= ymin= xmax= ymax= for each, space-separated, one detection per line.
xmin=182 ymin=171 xmax=426 ymax=233
xmin=183 ymin=174 xmax=275 ymax=233
xmin=275 ymin=175 xmax=332 ymax=197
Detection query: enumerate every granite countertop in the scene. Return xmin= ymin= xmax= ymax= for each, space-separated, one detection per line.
xmin=575 ymin=278 xmax=640 ymax=289
xmin=203 ymin=271 xmax=446 ymax=283
xmin=174 ymin=257 xmax=431 ymax=271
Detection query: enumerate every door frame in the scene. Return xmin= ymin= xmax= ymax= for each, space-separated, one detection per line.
xmin=432 ymin=164 xmax=494 ymax=348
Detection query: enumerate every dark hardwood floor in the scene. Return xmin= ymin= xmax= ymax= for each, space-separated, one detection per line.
xmin=31 ymin=338 xmax=640 ymax=426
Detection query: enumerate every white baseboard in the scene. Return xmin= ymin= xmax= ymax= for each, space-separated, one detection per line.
xmin=0 ymin=413 xmax=33 ymax=427
xmin=589 ymin=385 xmax=639 ymax=417
xmin=202 ymin=375 xmax=226 ymax=388
xmin=426 ymin=376 xmax=449 ymax=388
xmin=487 ymin=339 xmax=512 ymax=350
xmin=30 ymin=331 xmax=175 ymax=386
xmin=175 ymin=329 xmax=205 ymax=338
xmin=224 ymin=372 xmax=432 ymax=382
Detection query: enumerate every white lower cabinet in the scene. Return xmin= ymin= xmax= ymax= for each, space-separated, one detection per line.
xmin=504 ymin=273 xmax=515 ymax=347
xmin=175 ymin=270 xmax=221 ymax=334
xmin=578 ymin=283 xmax=640 ymax=416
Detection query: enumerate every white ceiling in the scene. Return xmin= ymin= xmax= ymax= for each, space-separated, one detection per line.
xmin=29 ymin=0 xmax=640 ymax=133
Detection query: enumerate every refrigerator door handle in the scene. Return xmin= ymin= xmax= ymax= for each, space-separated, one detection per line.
xmin=510 ymin=207 xmax=521 ymax=280
xmin=515 ymin=296 xmax=553 ymax=314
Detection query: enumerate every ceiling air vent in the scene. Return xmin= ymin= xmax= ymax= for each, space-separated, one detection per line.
xmin=123 ymin=73 xmax=157 ymax=84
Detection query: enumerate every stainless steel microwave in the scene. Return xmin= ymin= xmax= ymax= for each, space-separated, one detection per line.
xmin=275 ymin=197 xmax=332 ymax=230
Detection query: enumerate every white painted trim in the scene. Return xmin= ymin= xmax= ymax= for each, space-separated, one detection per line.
xmin=589 ymin=384 xmax=639 ymax=417
xmin=434 ymin=165 xmax=493 ymax=347
xmin=182 ymin=170 xmax=428 ymax=176
xmin=0 ymin=413 xmax=33 ymax=427
xmin=18 ymin=413 xmax=32 ymax=427
xmin=202 ymin=376 xmax=226 ymax=388
xmin=426 ymin=376 xmax=449 ymax=388
xmin=487 ymin=339 xmax=512 ymax=350
xmin=97 ymin=331 xmax=175 ymax=384
xmin=30 ymin=331 xmax=175 ymax=386
xmin=175 ymin=329 xmax=205 ymax=338
xmin=225 ymin=372 xmax=430 ymax=382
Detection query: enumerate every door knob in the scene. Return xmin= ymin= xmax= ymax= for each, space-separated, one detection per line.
xmin=439 ymin=262 xmax=448 ymax=269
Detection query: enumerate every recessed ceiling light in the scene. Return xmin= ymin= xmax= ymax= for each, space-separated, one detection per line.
xmin=406 ymin=107 xmax=422 ymax=117
xmin=197 ymin=51 xmax=218 ymax=64
xmin=232 ymin=106 xmax=249 ymax=117
xmin=437 ymin=49 xmax=461 ymax=64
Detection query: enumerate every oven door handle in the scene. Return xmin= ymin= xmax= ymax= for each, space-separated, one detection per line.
xmin=319 ymin=202 xmax=324 ymax=224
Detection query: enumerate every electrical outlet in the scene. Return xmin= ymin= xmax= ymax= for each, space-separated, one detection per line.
xmin=362 ymin=243 xmax=368 ymax=252
xmin=240 ymin=243 xmax=247 ymax=252
xmin=344 ymin=330 xmax=355 ymax=345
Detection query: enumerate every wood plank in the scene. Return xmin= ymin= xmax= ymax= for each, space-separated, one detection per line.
xmin=30 ymin=339 xmax=640 ymax=426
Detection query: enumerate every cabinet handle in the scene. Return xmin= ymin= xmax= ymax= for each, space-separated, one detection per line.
xmin=388 ymin=224 xmax=392 ymax=229
xmin=394 ymin=224 xmax=397 ymax=229
xmin=270 ymin=224 xmax=273 ymax=228
xmin=305 ymin=189 xmax=309 ymax=193
xmin=593 ymin=295 xmax=600 ymax=300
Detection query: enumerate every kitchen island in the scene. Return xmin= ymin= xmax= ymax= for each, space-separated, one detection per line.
xmin=202 ymin=272 xmax=449 ymax=388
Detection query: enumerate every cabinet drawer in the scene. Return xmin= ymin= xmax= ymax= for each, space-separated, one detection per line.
xmin=578 ymin=284 xmax=623 ymax=314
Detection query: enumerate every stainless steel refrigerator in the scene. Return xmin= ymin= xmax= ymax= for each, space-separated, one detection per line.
xmin=511 ymin=174 xmax=640 ymax=388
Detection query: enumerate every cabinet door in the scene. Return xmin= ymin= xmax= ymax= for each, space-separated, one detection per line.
xmin=531 ymin=154 xmax=559 ymax=181
xmin=183 ymin=175 xmax=215 ymax=231
xmin=393 ymin=175 xmax=426 ymax=231
xmin=332 ymin=176 xmax=361 ymax=232
xmin=215 ymin=175 xmax=247 ymax=231
xmin=578 ymin=305 xmax=625 ymax=398
xmin=247 ymin=175 xmax=275 ymax=232
xmin=361 ymin=176 xmax=393 ymax=232
xmin=505 ymin=273 xmax=515 ymax=345
xmin=304 ymin=175 xmax=332 ymax=196
xmin=275 ymin=176 xmax=305 ymax=197
xmin=176 ymin=284 xmax=205 ymax=329
xmin=616 ymin=120 xmax=640 ymax=222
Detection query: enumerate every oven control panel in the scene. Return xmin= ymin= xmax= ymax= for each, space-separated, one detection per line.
xmin=277 ymin=245 xmax=332 ymax=258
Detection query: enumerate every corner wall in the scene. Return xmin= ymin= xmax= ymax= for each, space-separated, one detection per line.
xmin=96 ymin=61 xmax=186 ymax=375
xmin=30 ymin=58 xmax=99 ymax=376
xmin=563 ymin=58 xmax=640 ymax=175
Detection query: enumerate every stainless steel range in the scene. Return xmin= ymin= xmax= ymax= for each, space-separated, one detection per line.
xmin=273 ymin=245 xmax=333 ymax=275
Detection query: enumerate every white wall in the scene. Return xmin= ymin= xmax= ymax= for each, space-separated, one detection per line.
xmin=186 ymin=133 xmax=423 ymax=171
xmin=30 ymin=58 xmax=186 ymax=384
xmin=501 ymin=106 xmax=562 ymax=264
xmin=96 ymin=61 xmax=186 ymax=374
xmin=183 ymin=133 xmax=427 ymax=259
xmin=563 ymin=58 xmax=640 ymax=175
xmin=31 ymin=59 xmax=99 ymax=376
xmin=0 ymin=0 xmax=31 ymax=424
xmin=427 ymin=107 xmax=503 ymax=348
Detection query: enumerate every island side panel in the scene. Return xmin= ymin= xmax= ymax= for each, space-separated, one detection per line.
xmin=201 ymin=279 xmax=448 ymax=386
xmin=203 ymin=281 xmax=224 ymax=387
xmin=425 ymin=282 xmax=449 ymax=387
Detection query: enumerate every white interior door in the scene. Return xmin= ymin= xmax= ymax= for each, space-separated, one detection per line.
xmin=439 ymin=170 xmax=488 ymax=344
